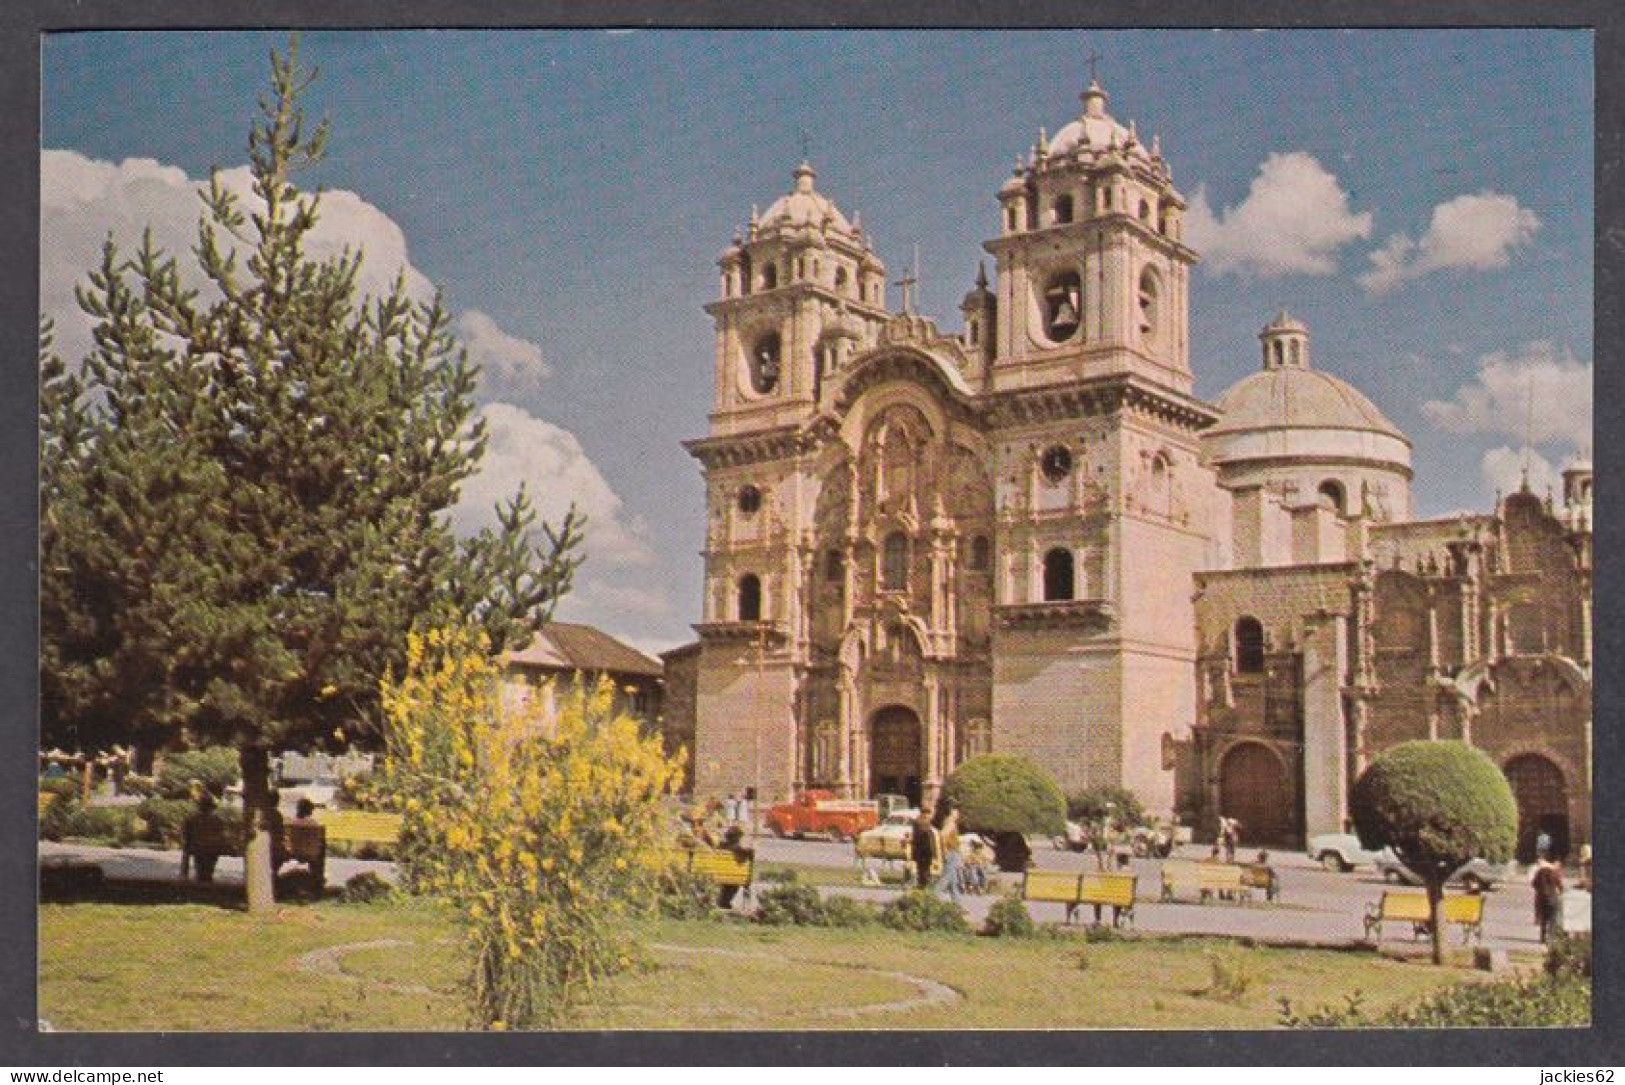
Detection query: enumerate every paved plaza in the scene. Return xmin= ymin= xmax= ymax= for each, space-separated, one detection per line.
xmin=41 ymin=834 xmax=1575 ymax=954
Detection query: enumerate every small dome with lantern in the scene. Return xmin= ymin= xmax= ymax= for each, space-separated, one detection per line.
xmin=1046 ymin=80 xmax=1154 ymax=162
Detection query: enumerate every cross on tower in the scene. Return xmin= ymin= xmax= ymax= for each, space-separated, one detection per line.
xmin=1085 ymin=49 xmax=1102 ymax=85
xmin=894 ymin=268 xmax=918 ymax=315
xmin=893 ymin=244 xmax=921 ymax=314
xmin=798 ymin=128 xmax=811 ymax=162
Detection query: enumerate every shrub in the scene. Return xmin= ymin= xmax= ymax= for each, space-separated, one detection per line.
xmin=135 ymin=797 xmax=196 ymax=846
xmin=39 ymin=777 xmax=81 ymax=799
xmin=63 ymin=805 xmax=140 ymax=844
xmin=38 ymin=793 xmax=79 ymax=841
xmin=1066 ymin=785 xmax=1147 ymax=830
xmin=1201 ymin=948 xmax=1260 ymax=1003
xmin=339 ymin=871 xmax=397 ymax=904
xmin=1351 ymin=742 xmax=1517 ymax=964
xmin=1083 ymin=923 xmax=1123 ymax=943
xmin=378 ymin=626 xmax=685 ymax=1030
xmin=982 ymin=895 xmax=1037 ymax=938
xmin=819 ymin=895 xmax=879 ymax=928
xmin=939 ymin=755 xmax=1066 ymax=838
xmin=1282 ymin=974 xmax=1589 ymax=1028
xmin=120 ymin=774 xmax=158 ymax=798
xmin=1546 ymin=931 xmax=1592 ymax=980
xmin=757 ymin=866 xmax=799 ymax=885
xmin=755 ymin=884 xmax=826 ymax=926
xmin=156 ymin=747 xmax=240 ymax=800
xmin=657 ymin=868 xmax=716 ymax=920
xmin=880 ymin=890 xmax=969 ymax=934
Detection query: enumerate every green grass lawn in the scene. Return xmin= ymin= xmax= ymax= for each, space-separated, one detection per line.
xmin=40 ymin=899 xmax=1501 ymax=1031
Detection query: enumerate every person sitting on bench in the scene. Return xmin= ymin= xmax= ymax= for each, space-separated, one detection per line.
xmin=717 ymin=824 xmax=754 ymax=909
xmin=181 ymin=793 xmax=226 ymax=883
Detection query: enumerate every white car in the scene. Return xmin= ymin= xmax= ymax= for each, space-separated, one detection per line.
xmin=855 ymin=809 xmax=921 ymax=860
xmin=1307 ymin=832 xmax=1385 ymax=872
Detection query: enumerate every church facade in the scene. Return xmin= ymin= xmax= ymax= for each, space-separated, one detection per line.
xmin=664 ymin=76 xmax=1592 ymax=855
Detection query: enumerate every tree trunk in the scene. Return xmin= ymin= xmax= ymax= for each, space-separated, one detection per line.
xmin=1427 ymin=878 xmax=1445 ymax=966
xmin=240 ymin=746 xmax=277 ymax=916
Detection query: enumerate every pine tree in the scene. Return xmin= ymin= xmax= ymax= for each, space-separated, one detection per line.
xmin=40 ymin=39 xmax=584 ymax=913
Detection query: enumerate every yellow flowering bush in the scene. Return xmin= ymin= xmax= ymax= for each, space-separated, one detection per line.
xmin=377 ymin=625 xmax=685 ymax=1028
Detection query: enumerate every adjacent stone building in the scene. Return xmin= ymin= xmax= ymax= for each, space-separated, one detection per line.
xmin=662 ymin=75 xmax=1592 ymax=855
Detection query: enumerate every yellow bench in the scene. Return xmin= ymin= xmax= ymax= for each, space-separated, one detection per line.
xmin=1021 ymin=869 xmax=1138 ymax=926
xmin=686 ymin=847 xmax=754 ymax=889
xmin=1363 ymin=890 xmax=1484 ymax=943
xmin=1161 ymin=861 xmax=1251 ymax=902
xmin=1242 ymin=863 xmax=1280 ymax=901
xmin=316 ymin=809 xmax=401 ymax=847
xmin=38 ymin=792 xmax=57 ymax=817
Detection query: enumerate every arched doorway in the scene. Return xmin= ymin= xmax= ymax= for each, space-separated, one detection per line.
xmin=870 ymin=706 xmax=922 ymax=808
xmin=1218 ymin=742 xmax=1293 ymax=846
xmin=1505 ymin=754 xmax=1569 ymax=862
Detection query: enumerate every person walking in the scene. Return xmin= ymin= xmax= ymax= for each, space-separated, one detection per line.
xmin=1531 ymin=856 xmax=1565 ymax=943
xmin=934 ymin=808 xmax=964 ymax=904
xmin=909 ymin=809 xmax=939 ymax=890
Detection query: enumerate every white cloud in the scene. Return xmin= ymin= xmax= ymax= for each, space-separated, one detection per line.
xmin=451 ymin=402 xmax=653 ymax=569
xmin=42 ymin=149 xmax=435 ymax=368
xmin=1359 ymin=191 xmax=1539 ymax=293
xmin=1184 ymin=152 xmax=1372 ymax=277
xmin=43 ymin=149 xmax=643 ymax=574
xmin=1480 ymin=445 xmax=1559 ymax=500
xmin=1421 ymin=341 xmax=1591 ymax=450
xmin=456 ymin=309 xmax=551 ymax=402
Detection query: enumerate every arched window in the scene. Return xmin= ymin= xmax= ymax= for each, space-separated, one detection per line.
xmin=1139 ymin=198 xmax=1152 ymax=223
xmin=737 ymin=574 xmax=762 ymax=622
xmin=1042 ymin=271 xmax=1082 ymax=342
xmin=1137 ymin=267 xmax=1161 ymax=344
xmin=761 ymin=264 xmax=778 ymax=290
xmin=970 ymin=535 xmax=991 ymax=572
xmin=882 ymin=532 xmax=909 ymax=592
xmin=1234 ymin=616 xmax=1265 ymax=674
xmin=749 ymin=332 xmax=781 ymax=394
xmin=824 ymin=549 xmax=844 ymax=583
xmin=1043 ymin=547 xmax=1074 ymax=602
xmin=835 ymin=266 xmax=849 ymax=293
xmin=1053 ymin=194 xmax=1074 ymax=224
xmin=1318 ymin=479 xmax=1345 ymax=515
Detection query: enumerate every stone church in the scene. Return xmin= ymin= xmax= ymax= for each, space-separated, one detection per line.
xmin=660 ymin=77 xmax=1592 ymax=857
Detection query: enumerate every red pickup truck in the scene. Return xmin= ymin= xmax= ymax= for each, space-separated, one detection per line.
xmin=765 ymin=790 xmax=880 ymax=841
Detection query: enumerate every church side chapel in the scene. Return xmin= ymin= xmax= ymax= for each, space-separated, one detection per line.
xmin=663 ymin=73 xmax=1591 ymax=854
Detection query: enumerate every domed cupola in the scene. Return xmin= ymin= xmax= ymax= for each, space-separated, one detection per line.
xmin=1204 ymin=313 xmax=1413 ymax=521
xmin=704 ymin=160 xmax=891 ymax=435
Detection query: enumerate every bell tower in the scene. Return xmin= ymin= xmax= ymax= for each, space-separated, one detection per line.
xmin=985 ymin=80 xmax=1196 ymax=396
xmin=984 ymin=77 xmax=1222 ymax=815
xmin=706 ymin=161 xmax=889 ymax=439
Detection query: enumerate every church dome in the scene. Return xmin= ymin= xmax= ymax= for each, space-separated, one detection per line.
xmin=1210 ymin=367 xmax=1405 ymax=439
xmin=1046 ymin=80 xmax=1152 ymax=161
xmin=758 ymin=161 xmax=855 ymax=235
xmin=1209 ymin=311 xmax=1403 ymax=440
xmin=1203 ymin=313 xmax=1412 ymax=520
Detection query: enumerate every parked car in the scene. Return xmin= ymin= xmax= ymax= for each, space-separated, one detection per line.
xmin=855 ymin=809 xmax=921 ymax=860
xmin=764 ymin=789 xmax=881 ymax=841
xmin=1306 ymin=832 xmax=1385 ymax=872
xmin=1375 ymin=852 xmax=1506 ymax=893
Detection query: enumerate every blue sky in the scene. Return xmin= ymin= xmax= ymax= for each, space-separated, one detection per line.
xmin=42 ymin=29 xmax=1593 ymax=653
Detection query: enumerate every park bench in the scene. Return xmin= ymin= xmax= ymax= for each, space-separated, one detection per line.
xmin=38 ymin=792 xmax=56 ymax=818
xmin=1021 ymin=869 xmax=1138 ymax=927
xmin=1160 ymin=860 xmax=1250 ymax=903
xmin=179 ymin=818 xmax=330 ymax=883
xmin=1363 ymin=890 xmax=1484 ymax=944
xmin=686 ymin=846 xmax=754 ymax=895
xmin=1241 ymin=862 xmax=1280 ymax=901
xmin=315 ymin=809 xmax=401 ymax=849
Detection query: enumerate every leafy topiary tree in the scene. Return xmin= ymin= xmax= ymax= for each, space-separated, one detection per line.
xmin=1066 ymin=784 xmax=1148 ymax=829
xmin=1351 ymin=741 xmax=1517 ymax=964
xmin=940 ymin=754 xmax=1066 ymax=871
